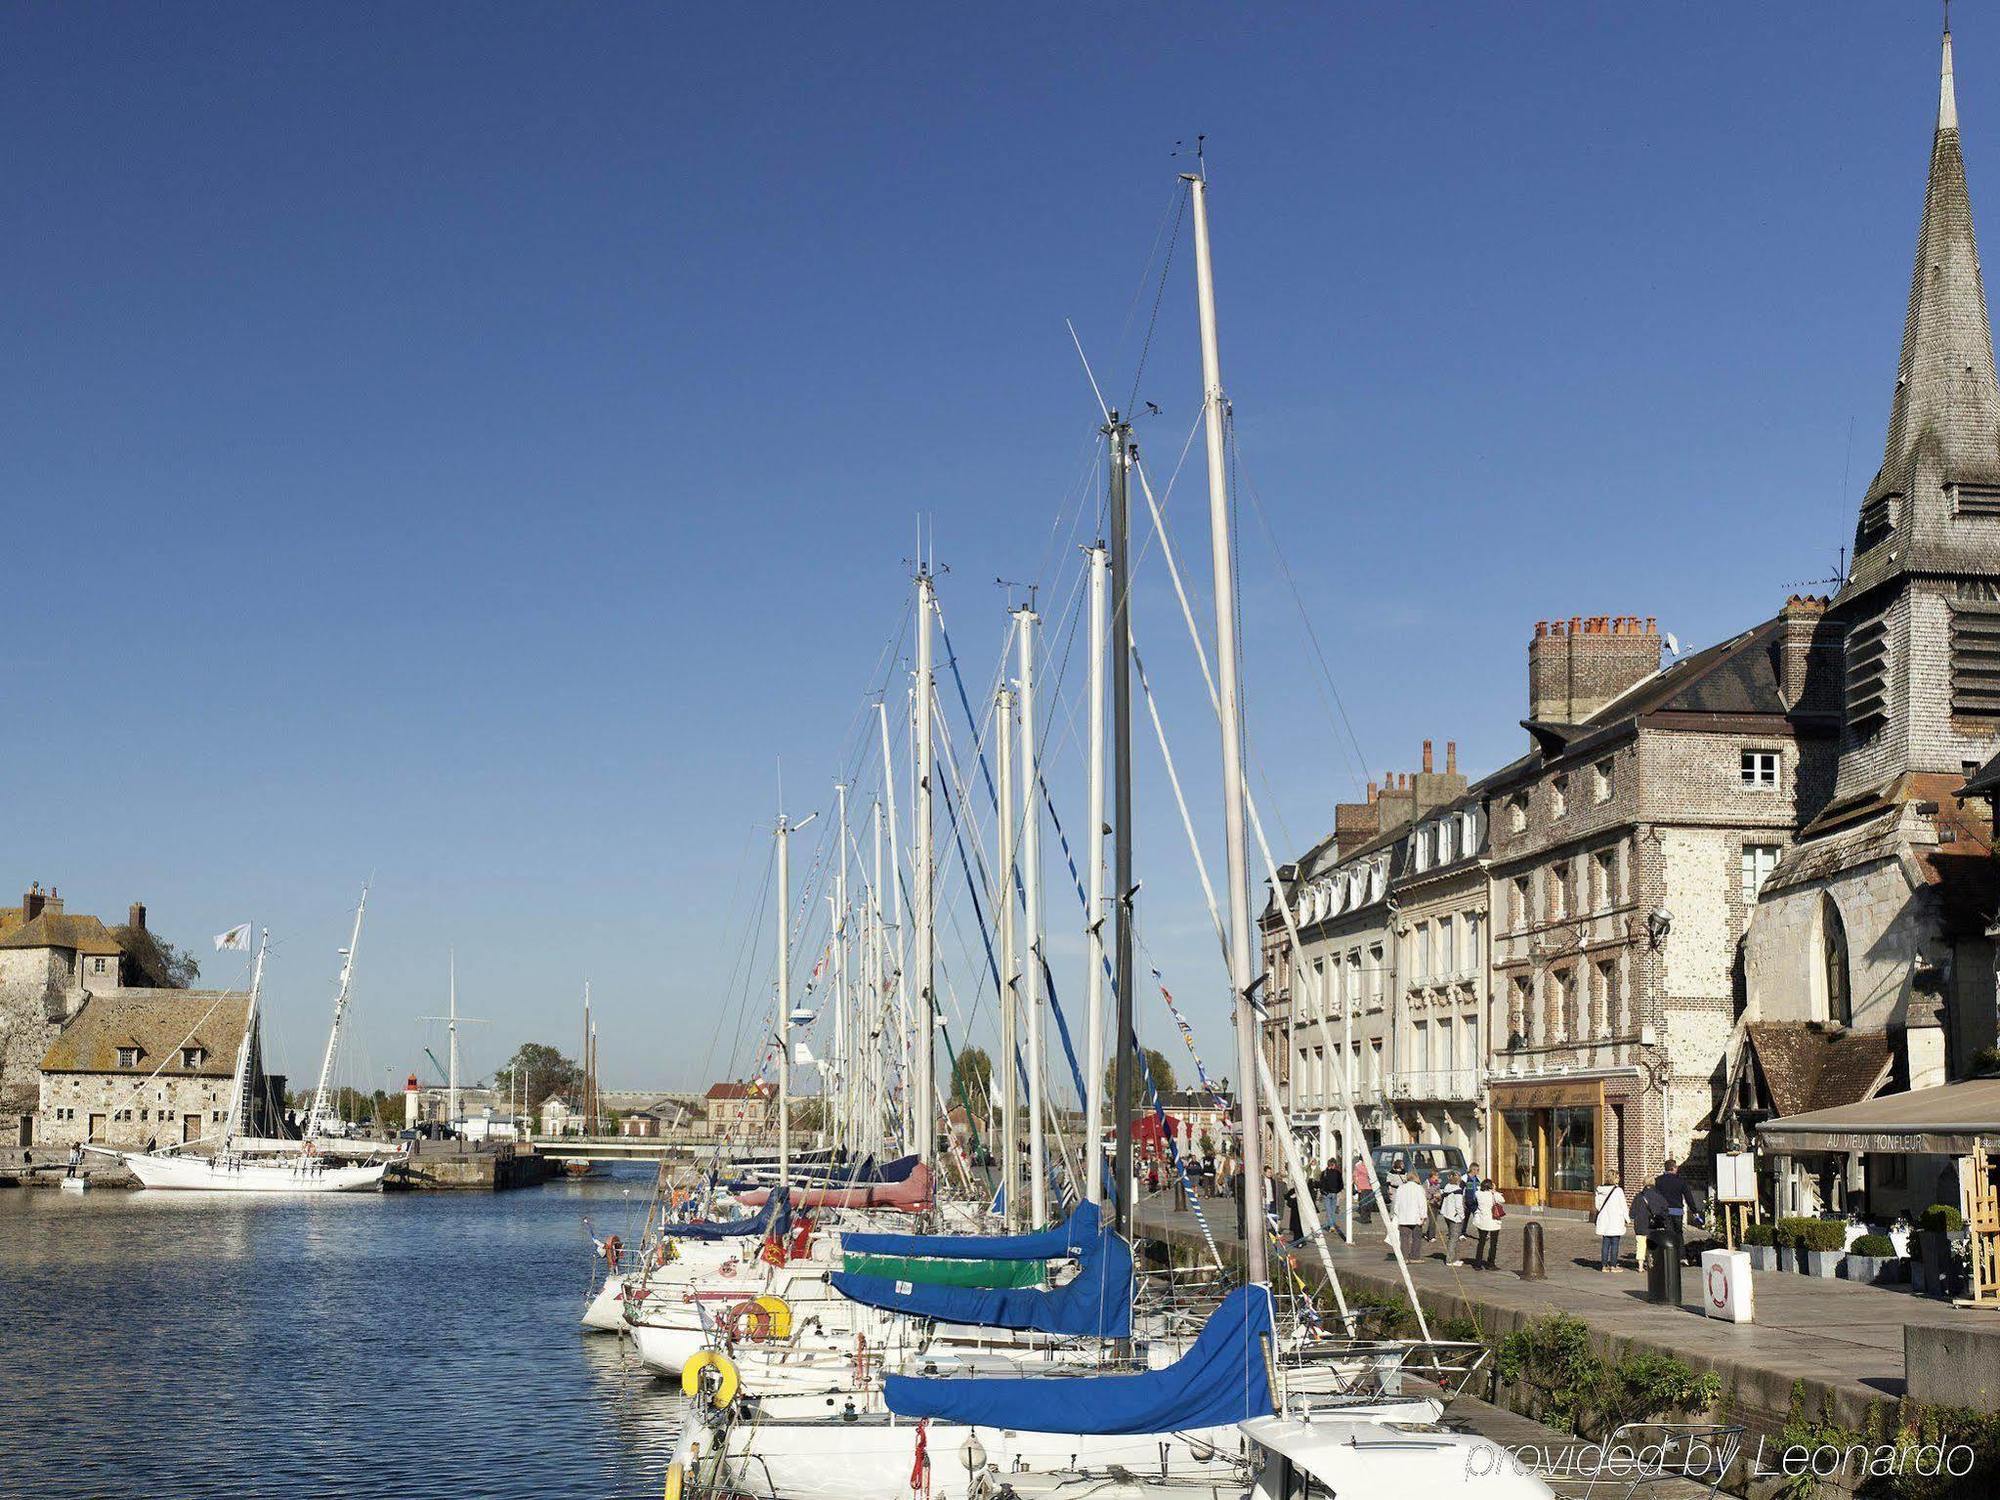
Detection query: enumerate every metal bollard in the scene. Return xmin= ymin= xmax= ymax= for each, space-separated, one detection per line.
xmin=1520 ymin=1220 xmax=1546 ymax=1280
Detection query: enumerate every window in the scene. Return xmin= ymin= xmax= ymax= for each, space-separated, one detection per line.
xmin=1512 ymin=975 xmax=1534 ymax=1043
xmin=1740 ymin=844 xmax=1781 ymax=903
xmin=1592 ymin=758 xmax=1614 ymax=803
xmin=1411 ymin=1020 xmax=1428 ymax=1085
xmin=1507 ymin=794 xmax=1529 ymax=833
xmin=1461 ymin=913 xmax=1480 ymax=972
xmin=1951 ymin=607 xmax=2000 ymax=719
xmin=92 ymin=956 xmax=107 ymax=974
xmin=1594 ymin=959 xmax=1617 ymax=1036
xmin=1952 ymin=480 xmax=2000 ymax=517
xmin=1550 ymin=969 xmax=1572 ymax=1043
xmin=116 ymin=1047 xmax=138 ymax=1069
xmin=1551 ymin=860 xmax=1574 ymax=920
xmin=1368 ymin=1039 xmax=1383 ymax=1095
xmin=181 ymin=1047 xmax=204 ymax=1069
xmin=1551 ymin=775 xmax=1569 ymax=819
xmin=1369 ymin=946 xmax=1384 ymax=1007
xmin=1512 ymin=876 xmax=1532 ymax=929
xmin=1412 ymin=922 xmax=1430 ymax=980
xmin=1846 ymin=609 xmax=1889 ymax=733
xmin=1592 ymin=848 xmax=1617 ymax=909
xmin=1820 ymin=892 xmax=1852 ymax=1027
xmin=1435 ymin=915 xmax=1453 ymax=976
xmin=1857 ymin=490 xmax=1897 ymax=552
xmin=1740 ymin=750 xmax=1779 ymax=788
xmin=1464 ymin=1015 xmax=1480 ymax=1078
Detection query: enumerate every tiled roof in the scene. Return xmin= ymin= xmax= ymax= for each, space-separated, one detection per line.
xmin=705 ymin=1081 xmax=772 ymax=1101
xmin=1745 ymin=1022 xmax=1894 ymax=1119
xmin=40 ymin=989 xmax=250 ymax=1076
xmin=0 ymin=912 xmax=124 ymax=957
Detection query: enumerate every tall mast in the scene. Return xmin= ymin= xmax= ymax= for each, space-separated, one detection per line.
xmin=1016 ymin=603 xmax=1047 ymax=1224
xmin=222 ymin=929 xmax=269 ymax=1145
xmin=996 ymin=679 xmax=1020 ymax=1226
xmin=1187 ymin=166 xmax=1266 ymax=1287
xmin=1083 ymin=543 xmax=1110 ymax=1206
xmin=578 ymin=972 xmax=588 ymax=1135
xmin=913 ymin=570 xmax=937 ymax=1166
xmin=872 ymin=798 xmax=886 ymax=1160
xmin=448 ymin=949 xmax=462 ymax=1131
xmin=834 ymin=779 xmax=850 ymax=1152
xmin=877 ymin=699 xmax=912 ymax=1152
xmin=1107 ymin=413 xmax=1137 ymax=1239
xmin=307 ymin=883 xmax=368 ymax=1142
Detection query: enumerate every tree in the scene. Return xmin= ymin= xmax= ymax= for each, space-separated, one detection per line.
xmin=949 ymin=1046 xmax=995 ymax=1114
xmin=1104 ymin=1047 xmax=1177 ymax=1104
xmin=493 ymin=1043 xmax=583 ymax=1115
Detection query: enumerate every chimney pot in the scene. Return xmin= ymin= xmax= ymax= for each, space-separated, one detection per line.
xmin=1645 ymin=617 xmax=1657 ymax=634
xmin=1535 ymin=620 xmax=1549 ymax=638
xmin=1367 ymin=779 xmax=1378 ymax=801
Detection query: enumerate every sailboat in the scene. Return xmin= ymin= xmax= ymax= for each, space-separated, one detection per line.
xmin=108 ymin=905 xmax=394 ymax=1193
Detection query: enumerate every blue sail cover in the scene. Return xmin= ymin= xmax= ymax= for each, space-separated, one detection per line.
xmin=830 ymin=1207 xmax=1131 ymax=1339
xmin=663 ymin=1186 xmax=792 ymax=1241
xmin=841 ymin=1199 xmax=1100 ymax=1261
xmin=883 ymin=1284 xmax=1276 ymax=1435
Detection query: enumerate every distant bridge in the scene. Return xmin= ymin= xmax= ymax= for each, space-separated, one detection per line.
xmin=528 ymin=1131 xmax=787 ymax=1164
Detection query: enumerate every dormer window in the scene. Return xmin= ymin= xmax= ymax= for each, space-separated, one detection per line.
xmin=116 ymin=1047 xmax=139 ymax=1069
xmin=1950 ymin=481 xmax=2000 ymax=517
xmin=1846 ymin=609 xmax=1889 ymax=734
xmin=1951 ymin=606 xmax=2000 ymax=718
xmin=1856 ymin=492 xmax=1898 ymax=552
xmin=181 ymin=1047 xmax=205 ymax=1069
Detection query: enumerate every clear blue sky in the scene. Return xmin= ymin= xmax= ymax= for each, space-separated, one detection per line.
xmin=0 ymin=4 xmax=1964 ymax=1097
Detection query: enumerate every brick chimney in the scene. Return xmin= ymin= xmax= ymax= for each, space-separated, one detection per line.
xmin=1774 ymin=594 xmax=1839 ymax=712
xmin=1528 ymin=615 xmax=1661 ymax=723
xmin=1333 ymin=743 xmax=1471 ymax=855
xmin=22 ymin=884 xmax=44 ymax=922
xmin=128 ymin=902 xmax=147 ymax=932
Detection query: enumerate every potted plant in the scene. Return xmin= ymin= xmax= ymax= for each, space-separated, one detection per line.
xmin=1742 ymin=1221 xmax=1778 ymax=1271
xmin=1917 ymin=1204 xmax=1964 ymax=1298
xmin=1843 ymin=1231 xmax=1900 ymax=1285
xmin=1780 ymin=1216 xmax=1847 ymax=1277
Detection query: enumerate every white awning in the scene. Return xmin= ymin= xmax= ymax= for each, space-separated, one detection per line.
xmin=1756 ymin=1078 xmax=2000 ymax=1155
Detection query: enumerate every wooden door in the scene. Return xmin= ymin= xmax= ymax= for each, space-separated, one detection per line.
xmin=182 ymin=1114 xmax=203 ymax=1145
xmin=88 ymin=1114 xmax=107 ymax=1143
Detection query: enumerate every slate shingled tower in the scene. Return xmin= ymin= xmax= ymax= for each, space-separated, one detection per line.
xmin=1831 ymin=24 xmax=2000 ymax=801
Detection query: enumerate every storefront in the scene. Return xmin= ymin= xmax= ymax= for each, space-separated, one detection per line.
xmin=1489 ymin=1078 xmax=1606 ymax=1212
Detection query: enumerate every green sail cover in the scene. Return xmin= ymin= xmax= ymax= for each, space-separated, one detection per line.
xmin=841 ymin=1253 xmax=1047 ymax=1288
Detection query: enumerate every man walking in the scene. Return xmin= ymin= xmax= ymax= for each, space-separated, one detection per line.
xmin=1391 ymin=1169 xmax=1427 ymax=1262
xmin=1653 ymin=1158 xmax=1704 ymax=1266
xmin=1317 ymin=1157 xmax=1343 ymax=1238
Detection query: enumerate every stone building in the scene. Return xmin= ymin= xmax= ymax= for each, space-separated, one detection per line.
xmin=1387 ymin=780 xmax=1490 ymax=1162
xmin=36 ymin=988 xmax=274 ymax=1149
xmin=1261 ymin=743 xmax=1467 ymax=1162
xmin=1484 ymin=613 xmax=1831 ymax=1209
xmin=704 ymin=1079 xmax=775 ymax=1136
xmin=1735 ymin=28 xmax=2000 ymax=1218
xmin=1 ymin=887 xmax=183 ymax=1142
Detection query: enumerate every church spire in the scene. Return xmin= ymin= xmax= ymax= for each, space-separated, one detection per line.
xmin=1847 ymin=16 xmax=2000 ymax=594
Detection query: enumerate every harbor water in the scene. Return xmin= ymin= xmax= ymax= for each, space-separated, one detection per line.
xmin=0 ymin=1168 xmax=678 ymax=1498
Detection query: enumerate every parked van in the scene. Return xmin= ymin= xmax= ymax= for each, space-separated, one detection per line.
xmin=1354 ymin=1142 xmax=1470 ymax=1219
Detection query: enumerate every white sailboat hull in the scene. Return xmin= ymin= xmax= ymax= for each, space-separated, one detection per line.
xmin=119 ymin=1151 xmax=388 ymax=1193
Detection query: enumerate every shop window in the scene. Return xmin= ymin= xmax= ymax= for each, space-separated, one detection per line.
xmin=1552 ymin=1107 xmax=1596 ymax=1195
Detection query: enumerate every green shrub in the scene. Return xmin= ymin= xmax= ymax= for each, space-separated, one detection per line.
xmin=1741 ymin=1221 xmax=1774 ymax=1246
xmin=1435 ymin=1312 xmax=1484 ymax=1343
xmin=1599 ymin=1350 xmax=1723 ymax=1431
xmin=1851 ymin=1232 xmax=1896 ymax=1257
xmin=1779 ymin=1216 xmax=1848 ymax=1252
xmin=1919 ymin=1203 xmax=1965 ymax=1233
xmin=1496 ymin=1313 xmax=1604 ymax=1435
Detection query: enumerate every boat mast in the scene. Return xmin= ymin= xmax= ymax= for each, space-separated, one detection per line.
xmin=834 ymin=778 xmax=850 ymax=1154
xmin=1016 ymin=602 xmax=1047 ymax=1224
xmin=876 ymin=699 xmax=912 ymax=1153
xmin=448 ymin=951 xmax=462 ymax=1132
xmin=1083 ymin=542 xmax=1109 ymax=1206
xmin=1186 ymin=164 xmax=1267 ymax=1287
xmin=871 ymin=798 xmax=886 ymax=1160
xmin=307 ymin=883 xmax=369 ymax=1142
xmin=222 ymin=929 xmax=269 ymax=1145
xmin=913 ymin=568 xmax=937 ymax=1168
xmin=996 ymin=679 xmax=1019 ymax=1224
xmin=1107 ymin=412 xmax=1137 ymax=1239
xmin=775 ymin=804 xmax=817 ymax=1188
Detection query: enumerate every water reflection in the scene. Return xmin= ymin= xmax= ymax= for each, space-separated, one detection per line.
xmin=0 ymin=1170 xmax=678 ymax=1497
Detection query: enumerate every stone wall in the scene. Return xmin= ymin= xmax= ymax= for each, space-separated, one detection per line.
xmin=36 ymin=1070 xmax=236 ymax=1149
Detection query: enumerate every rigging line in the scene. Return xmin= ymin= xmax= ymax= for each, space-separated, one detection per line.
xmin=1126 ymin=185 xmax=1189 ymax=417
xmin=1113 ymin=176 xmax=1197 ymax=376
xmin=1066 ymin=318 xmax=1113 ymax=429
xmin=1228 ymin=420 xmax=1371 ymax=799
xmin=693 ymin=820 xmax=769 ymax=1090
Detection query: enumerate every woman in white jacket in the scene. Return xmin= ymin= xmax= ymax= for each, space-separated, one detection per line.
xmin=1593 ymin=1170 xmax=1631 ymax=1272
xmin=1471 ymin=1180 xmax=1505 ymax=1269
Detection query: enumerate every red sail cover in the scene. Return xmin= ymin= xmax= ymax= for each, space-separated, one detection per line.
xmin=736 ymin=1160 xmax=932 ymax=1213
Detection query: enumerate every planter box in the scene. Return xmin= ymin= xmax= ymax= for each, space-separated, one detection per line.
xmin=1801 ymin=1249 xmax=1842 ymax=1278
xmin=1747 ymin=1245 xmax=1778 ymax=1272
xmin=1918 ymin=1231 xmax=1955 ymax=1298
xmin=1843 ymin=1254 xmax=1902 ymax=1285
xmin=1774 ymin=1245 xmax=1795 ymax=1273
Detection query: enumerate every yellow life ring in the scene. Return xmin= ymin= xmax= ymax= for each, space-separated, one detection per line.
xmin=681 ymin=1349 xmax=740 ymax=1407
xmin=753 ymin=1293 xmax=793 ymax=1339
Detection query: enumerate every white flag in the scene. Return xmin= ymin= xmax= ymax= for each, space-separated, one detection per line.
xmin=214 ymin=923 xmax=252 ymax=952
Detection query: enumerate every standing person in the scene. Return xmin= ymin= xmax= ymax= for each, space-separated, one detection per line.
xmin=1472 ymin=1178 xmax=1506 ymax=1269
xmin=1593 ymin=1170 xmax=1631 ymax=1272
xmin=1440 ymin=1169 xmax=1468 ymax=1265
xmin=1350 ymin=1152 xmax=1374 ymax=1222
xmin=1317 ymin=1157 xmax=1344 ymax=1236
xmin=1422 ymin=1168 xmax=1443 ymax=1243
xmin=1391 ymin=1170 xmax=1428 ymax=1262
xmin=65 ymin=1142 xmax=83 ymax=1179
xmin=1653 ymin=1158 xmax=1704 ymax=1265
xmin=1631 ymin=1182 xmax=1665 ymax=1273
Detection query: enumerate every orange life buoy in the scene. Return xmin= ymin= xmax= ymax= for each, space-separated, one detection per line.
xmin=724 ymin=1299 xmax=774 ymax=1343
xmin=602 ymin=1234 xmax=622 ymax=1270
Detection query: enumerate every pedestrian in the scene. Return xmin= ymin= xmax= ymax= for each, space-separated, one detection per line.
xmin=1422 ymin=1169 xmax=1442 ymax=1243
xmin=1593 ymin=1170 xmax=1630 ymax=1272
xmin=1385 ymin=1154 xmax=1407 ymax=1195
xmin=1147 ymin=1160 xmax=1160 ymax=1195
xmin=66 ymin=1142 xmax=83 ymax=1179
xmin=1440 ymin=1169 xmax=1467 ymax=1264
xmin=1472 ymin=1178 xmax=1506 ymax=1269
xmin=1632 ymin=1182 xmax=1665 ymax=1272
xmin=1286 ymin=1176 xmax=1303 ymax=1244
xmin=1349 ymin=1152 xmax=1374 ymax=1222
xmin=1317 ymin=1156 xmax=1344 ymax=1236
xmin=1391 ymin=1170 xmax=1428 ymax=1262
xmin=1653 ymin=1158 xmax=1704 ymax=1266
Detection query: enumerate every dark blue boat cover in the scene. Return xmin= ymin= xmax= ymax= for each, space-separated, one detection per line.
xmin=663 ymin=1186 xmax=791 ymax=1240
xmin=841 ymin=1199 xmax=1099 ymax=1261
xmin=881 ymin=1284 xmax=1276 ymax=1434
xmin=830 ymin=1206 xmax=1130 ymax=1339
